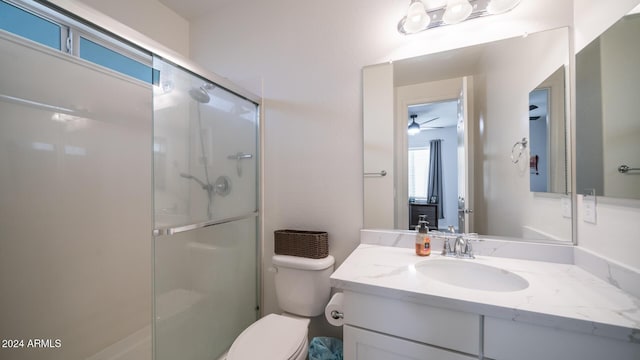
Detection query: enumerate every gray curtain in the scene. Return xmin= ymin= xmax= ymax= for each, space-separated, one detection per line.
xmin=427 ymin=139 xmax=444 ymax=219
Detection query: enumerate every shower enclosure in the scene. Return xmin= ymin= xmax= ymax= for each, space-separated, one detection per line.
xmin=0 ymin=1 xmax=260 ymax=359
xmin=152 ymin=57 xmax=260 ymax=360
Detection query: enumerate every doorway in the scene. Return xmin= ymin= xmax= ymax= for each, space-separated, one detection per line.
xmin=407 ymin=100 xmax=459 ymax=231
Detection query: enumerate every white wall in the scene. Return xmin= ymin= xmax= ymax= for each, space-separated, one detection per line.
xmin=363 ymin=64 xmax=395 ymax=229
xmin=475 ymin=28 xmax=572 ymax=241
xmin=574 ymin=0 xmax=640 ymax=51
xmin=577 ymin=196 xmax=640 ymax=269
xmin=70 ymin=0 xmax=190 ymax=57
xmin=189 ymin=0 xmax=572 ymax=337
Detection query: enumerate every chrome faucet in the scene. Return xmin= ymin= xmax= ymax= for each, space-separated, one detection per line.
xmin=441 ymin=238 xmax=453 ymax=256
xmin=454 ymin=236 xmax=466 ymax=255
xmin=441 ymin=226 xmax=455 ymax=256
xmin=441 ymin=227 xmax=475 ymax=259
xmin=455 ymin=235 xmax=475 ymax=259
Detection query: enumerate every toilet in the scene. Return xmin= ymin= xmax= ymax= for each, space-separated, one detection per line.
xmin=226 ymin=254 xmax=335 ymax=360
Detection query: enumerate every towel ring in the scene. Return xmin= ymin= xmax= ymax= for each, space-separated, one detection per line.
xmin=511 ymin=137 xmax=528 ymax=164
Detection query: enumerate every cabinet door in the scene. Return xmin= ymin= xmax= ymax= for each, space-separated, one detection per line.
xmin=344 ymin=326 xmax=477 ymax=360
xmin=343 ymin=291 xmax=480 ymax=355
xmin=485 ymin=317 xmax=640 ymax=360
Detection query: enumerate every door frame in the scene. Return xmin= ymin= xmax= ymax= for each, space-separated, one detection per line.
xmin=395 ymin=77 xmax=469 ymax=230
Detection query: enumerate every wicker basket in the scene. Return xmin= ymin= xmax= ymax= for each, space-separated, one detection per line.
xmin=274 ymin=230 xmax=329 ymax=259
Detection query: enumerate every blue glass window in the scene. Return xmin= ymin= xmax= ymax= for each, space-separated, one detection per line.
xmin=80 ymin=37 xmax=152 ymax=83
xmin=0 ymin=1 xmax=61 ymax=49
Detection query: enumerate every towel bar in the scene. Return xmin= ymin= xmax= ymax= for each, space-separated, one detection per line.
xmin=618 ymin=165 xmax=640 ymax=174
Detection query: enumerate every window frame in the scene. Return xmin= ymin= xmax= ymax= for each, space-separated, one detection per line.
xmin=408 ymin=146 xmax=431 ymax=199
xmin=2 ymin=0 xmax=153 ymax=84
xmin=1 ymin=0 xmax=66 ymax=50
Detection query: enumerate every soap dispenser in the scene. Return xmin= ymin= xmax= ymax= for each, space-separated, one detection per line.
xmin=415 ymin=215 xmax=431 ymax=256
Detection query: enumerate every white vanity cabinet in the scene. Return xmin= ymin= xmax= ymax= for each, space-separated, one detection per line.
xmin=342 ymin=291 xmax=480 ymax=359
xmin=484 ymin=317 xmax=640 ymax=360
xmin=341 ymin=291 xmax=640 ymax=360
xmin=332 ymin=244 xmax=640 ymax=360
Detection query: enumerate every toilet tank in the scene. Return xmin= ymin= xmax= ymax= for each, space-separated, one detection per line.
xmin=272 ymin=255 xmax=335 ymax=317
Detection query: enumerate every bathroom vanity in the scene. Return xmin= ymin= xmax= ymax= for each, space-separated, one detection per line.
xmin=330 ymin=231 xmax=640 ymax=360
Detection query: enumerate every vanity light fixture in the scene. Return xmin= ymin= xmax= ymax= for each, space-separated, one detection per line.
xmin=442 ymin=0 xmax=473 ymax=25
xmin=401 ymin=0 xmax=431 ymax=34
xmin=398 ymin=0 xmax=523 ymax=35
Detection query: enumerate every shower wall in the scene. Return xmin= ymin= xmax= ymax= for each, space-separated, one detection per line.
xmin=0 ymin=32 xmax=152 ymax=360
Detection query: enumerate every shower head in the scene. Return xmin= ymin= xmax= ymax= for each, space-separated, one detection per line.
xmin=189 ymin=87 xmax=210 ymax=103
xmin=189 ymin=83 xmax=215 ymax=103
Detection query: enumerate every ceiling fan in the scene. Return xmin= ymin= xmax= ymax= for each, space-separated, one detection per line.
xmin=408 ymin=114 xmax=441 ymax=135
xmin=529 ymin=104 xmax=540 ymax=121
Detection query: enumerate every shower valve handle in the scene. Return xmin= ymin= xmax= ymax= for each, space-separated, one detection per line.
xmin=227 ymin=152 xmax=253 ymax=177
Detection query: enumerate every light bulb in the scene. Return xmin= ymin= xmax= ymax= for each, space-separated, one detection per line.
xmin=442 ymin=0 xmax=473 ymax=25
xmin=487 ymin=0 xmax=522 ymax=14
xmin=402 ymin=0 xmax=430 ymax=34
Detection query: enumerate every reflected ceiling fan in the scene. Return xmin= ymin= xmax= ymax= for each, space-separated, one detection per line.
xmin=529 ymin=104 xmax=541 ymax=121
xmin=408 ymin=114 xmax=442 ymax=135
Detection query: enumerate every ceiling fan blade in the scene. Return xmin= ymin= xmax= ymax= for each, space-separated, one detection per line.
xmin=418 ymin=117 xmax=440 ymax=125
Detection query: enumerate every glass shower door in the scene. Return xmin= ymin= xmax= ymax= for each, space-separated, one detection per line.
xmin=152 ymin=57 xmax=259 ymax=360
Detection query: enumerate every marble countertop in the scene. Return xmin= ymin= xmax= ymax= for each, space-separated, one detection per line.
xmin=330 ymin=244 xmax=640 ymax=343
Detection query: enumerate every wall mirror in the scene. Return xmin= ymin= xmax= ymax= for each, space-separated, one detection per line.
xmin=363 ymin=27 xmax=573 ymax=244
xmin=576 ymin=8 xmax=640 ymax=200
xmin=528 ymin=66 xmax=568 ymax=194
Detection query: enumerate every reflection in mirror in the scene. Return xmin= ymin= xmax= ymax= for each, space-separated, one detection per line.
xmin=528 ymin=67 xmax=568 ymax=194
xmin=363 ymin=27 xmax=572 ymax=243
xmin=576 ymin=11 xmax=640 ymax=200
xmin=408 ymin=100 xmax=458 ymax=231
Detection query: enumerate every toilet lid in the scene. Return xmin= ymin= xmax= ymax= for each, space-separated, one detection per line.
xmin=227 ymin=314 xmax=309 ymax=360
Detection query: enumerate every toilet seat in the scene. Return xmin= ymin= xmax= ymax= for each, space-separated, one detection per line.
xmin=226 ymin=314 xmax=310 ymax=360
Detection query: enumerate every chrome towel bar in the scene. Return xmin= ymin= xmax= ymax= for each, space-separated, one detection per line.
xmin=364 ymin=170 xmax=387 ymax=177
xmin=618 ymin=165 xmax=640 ymax=174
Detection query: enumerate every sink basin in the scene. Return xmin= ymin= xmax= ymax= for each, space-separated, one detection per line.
xmin=416 ymin=259 xmax=529 ymax=292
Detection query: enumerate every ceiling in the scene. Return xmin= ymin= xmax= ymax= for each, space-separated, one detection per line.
xmin=158 ymin=0 xmax=232 ymax=20
xmin=160 ymin=0 xmax=452 ymax=22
